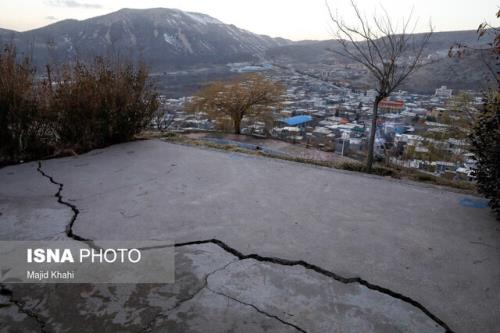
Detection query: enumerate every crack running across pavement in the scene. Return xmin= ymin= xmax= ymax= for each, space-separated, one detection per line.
xmin=138 ymin=260 xmax=239 ymax=333
xmin=26 ymin=161 xmax=454 ymax=333
xmin=36 ymin=161 xmax=87 ymax=243
xmin=206 ymin=286 xmax=307 ymax=333
xmin=175 ymin=239 xmax=454 ymax=333
xmin=140 ymin=258 xmax=307 ymax=333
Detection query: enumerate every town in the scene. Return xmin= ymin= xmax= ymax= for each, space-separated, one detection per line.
xmin=155 ymin=62 xmax=480 ymax=182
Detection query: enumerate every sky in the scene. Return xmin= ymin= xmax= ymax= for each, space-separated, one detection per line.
xmin=0 ymin=0 xmax=498 ymax=41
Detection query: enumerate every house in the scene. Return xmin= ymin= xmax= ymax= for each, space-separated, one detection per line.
xmin=435 ymin=86 xmax=453 ymax=98
xmin=432 ymin=161 xmax=456 ymax=174
xmin=283 ymin=115 xmax=313 ymax=127
xmin=379 ymin=99 xmax=405 ymax=113
xmin=431 ymin=107 xmax=448 ymax=119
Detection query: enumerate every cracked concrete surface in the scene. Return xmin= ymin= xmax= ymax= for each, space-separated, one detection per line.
xmin=0 ymin=163 xmax=71 ymax=241
xmin=0 ymin=243 xmax=445 ymax=333
xmin=0 ymin=139 xmax=499 ymax=332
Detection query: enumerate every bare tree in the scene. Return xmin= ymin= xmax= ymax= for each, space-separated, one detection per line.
xmin=327 ymin=0 xmax=432 ymax=172
xmin=153 ymin=105 xmax=176 ymax=132
xmin=187 ymin=74 xmax=283 ymax=135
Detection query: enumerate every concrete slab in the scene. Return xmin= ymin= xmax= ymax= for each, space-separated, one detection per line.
xmin=207 ymin=259 xmax=444 ymax=333
xmin=0 ymin=242 xmax=446 ymax=333
xmin=0 ymin=293 xmax=42 ymax=333
xmin=151 ymin=289 xmax=298 ymax=333
xmin=0 ymin=139 xmax=499 ymax=332
xmin=0 ymin=163 xmax=71 ymax=241
xmin=1 ymin=243 xmax=237 ymax=332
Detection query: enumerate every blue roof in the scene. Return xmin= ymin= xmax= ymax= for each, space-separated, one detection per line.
xmin=285 ymin=115 xmax=313 ymax=126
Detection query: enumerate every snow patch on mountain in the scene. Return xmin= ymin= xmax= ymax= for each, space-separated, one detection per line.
xmin=177 ymin=30 xmax=194 ymax=53
xmin=163 ymin=33 xmax=176 ymax=45
xmin=185 ymin=12 xmax=222 ymax=25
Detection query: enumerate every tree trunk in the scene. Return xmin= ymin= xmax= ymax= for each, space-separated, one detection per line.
xmin=367 ymin=97 xmax=382 ymax=173
xmin=233 ymin=117 xmax=241 ymax=135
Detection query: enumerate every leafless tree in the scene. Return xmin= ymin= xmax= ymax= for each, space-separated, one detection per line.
xmin=153 ymin=105 xmax=176 ymax=132
xmin=327 ymin=0 xmax=433 ymax=172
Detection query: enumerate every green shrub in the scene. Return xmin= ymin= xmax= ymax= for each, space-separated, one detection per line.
xmin=470 ymin=92 xmax=500 ymax=218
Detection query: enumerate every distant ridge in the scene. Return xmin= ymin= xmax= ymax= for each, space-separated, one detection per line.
xmin=0 ymin=7 xmax=290 ymax=69
xmin=0 ymin=9 xmax=492 ymax=93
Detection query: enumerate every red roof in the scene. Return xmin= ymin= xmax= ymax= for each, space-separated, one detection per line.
xmin=379 ymin=99 xmax=404 ymax=109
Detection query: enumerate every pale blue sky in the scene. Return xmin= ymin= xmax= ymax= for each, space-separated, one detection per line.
xmin=0 ymin=0 xmax=498 ymax=40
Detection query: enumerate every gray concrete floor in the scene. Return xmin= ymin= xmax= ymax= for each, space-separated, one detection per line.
xmin=0 ymin=139 xmax=499 ymax=332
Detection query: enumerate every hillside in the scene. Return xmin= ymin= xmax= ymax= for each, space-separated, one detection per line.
xmin=267 ymin=30 xmax=495 ymax=93
xmin=0 ymin=11 xmax=494 ymax=93
xmin=0 ymin=8 xmax=290 ymax=69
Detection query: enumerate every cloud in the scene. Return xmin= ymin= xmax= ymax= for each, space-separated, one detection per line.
xmin=45 ymin=0 xmax=102 ymax=9
xmin=45 ymin=15 xmax=58 ymax=20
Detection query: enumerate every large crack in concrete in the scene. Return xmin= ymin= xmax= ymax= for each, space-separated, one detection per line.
xmin=20 ymin=161 xmax=455 ymax=333
xmin=36 ymin=161 xmax=88 ymax=243
xmin=0 ymin=161 xmax=88 ymax=333
xmin=139 ymin=258 xmax=308 ymax=333
xmin=175 ymin=239 xmax=454 ymax=333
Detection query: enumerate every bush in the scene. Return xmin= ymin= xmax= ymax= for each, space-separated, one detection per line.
xmin=0 ymin=46 xmax=158 ymax=164
xmin=51 ymin=58 xmax=158 ymax=151
xmin=470 ymin=92 xmax=500 ymax=218
xmin=0 ymin=45 xmax=52 ymax=163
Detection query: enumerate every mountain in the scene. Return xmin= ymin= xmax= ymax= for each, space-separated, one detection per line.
xmin=266 ymin=30 xmax=495 ymax=93
xmin=0 ymin=8 xmax=290 ymax=69
xmin=267 ymin=30 xmax=484 ymax=64
xmin=0 ymin=11 xmax=493 ymax=94
xmin=0 ymin=28 xmax=16 ymax=36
